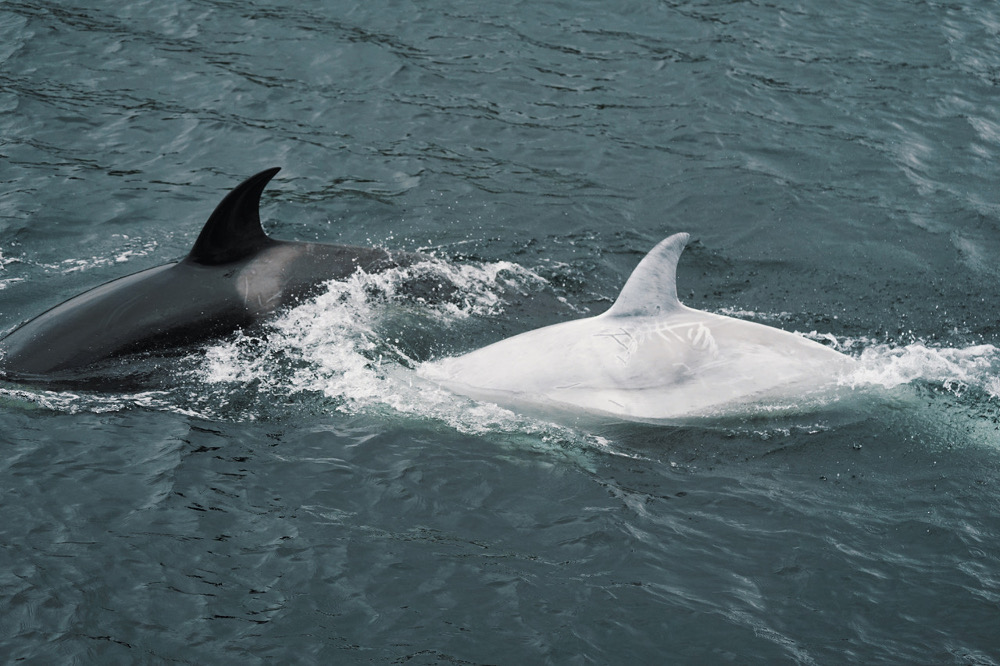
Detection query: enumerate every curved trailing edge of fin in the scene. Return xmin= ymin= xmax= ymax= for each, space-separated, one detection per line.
xmin=604 ymin=232 xmax=690 ymax=318
xmin=186 ymin=167 xmax=281 ymax=265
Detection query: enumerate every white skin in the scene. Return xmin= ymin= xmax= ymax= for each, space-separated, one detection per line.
xmin=419 ymin=233 xmax=854 ymax=424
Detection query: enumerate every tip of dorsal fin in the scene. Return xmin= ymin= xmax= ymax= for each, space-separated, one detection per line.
xmin=603 ymin=232 xmax=690 ymax=318
xmin=186 ymin=167 xmax=281 ymax=265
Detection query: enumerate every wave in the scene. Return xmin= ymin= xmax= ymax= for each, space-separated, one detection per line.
xmin=797 ymin=331 xmax=1000 ymax=400
xmin=2 ymin=259 xmax=999 ymax=447
xmin=188 ymin=266 xmax=1000 ymax=441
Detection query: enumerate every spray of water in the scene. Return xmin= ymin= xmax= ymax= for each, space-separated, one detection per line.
xmin=2 ymin=259 xmax=999 ymax=447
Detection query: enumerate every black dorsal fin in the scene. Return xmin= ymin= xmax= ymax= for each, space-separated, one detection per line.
xmin=186 ymin=167 xmax=281 ymax=265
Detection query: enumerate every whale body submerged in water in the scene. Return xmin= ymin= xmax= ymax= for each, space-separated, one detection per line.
xmin=0 ymin=168 xmax=424 ymax=387
xmin=1 ymin=169 xmax=855 ymax=423
xmin=419 ymin=233 xmax=856 ymax=425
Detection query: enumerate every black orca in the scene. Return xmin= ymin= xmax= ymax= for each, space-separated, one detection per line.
xmin=0 ymin=168 xmax=425 ymax=387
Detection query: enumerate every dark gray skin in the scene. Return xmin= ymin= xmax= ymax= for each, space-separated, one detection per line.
xmin=0 ymin=168 xmax=425 ymax=387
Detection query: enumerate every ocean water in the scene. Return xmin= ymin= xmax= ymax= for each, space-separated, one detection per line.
xmin=2 ymin=0 xmax=1000 ymax=663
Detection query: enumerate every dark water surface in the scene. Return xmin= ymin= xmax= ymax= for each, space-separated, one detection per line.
xmin=3 ymin=0 xmax=1000 ymax=663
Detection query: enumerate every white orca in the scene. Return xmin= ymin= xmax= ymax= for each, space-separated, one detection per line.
xmin=419 ymin=233 xmax=856 ymax=425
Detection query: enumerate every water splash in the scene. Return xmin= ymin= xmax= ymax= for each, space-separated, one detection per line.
xmin=3 ymin=260 xmax=1000 ymax=444
xmin=195 ymin=258 xmax=595 ymax=439
xmin=30 ymin=234 xmax=162 ymax=275
xmin=799 ymin=331 xmax=1000 ymax=399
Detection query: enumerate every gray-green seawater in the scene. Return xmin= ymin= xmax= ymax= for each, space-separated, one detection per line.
xmin=2 ymin=0 xmax=1000 ymax=663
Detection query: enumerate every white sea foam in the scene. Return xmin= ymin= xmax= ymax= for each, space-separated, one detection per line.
xmin=4 ymin=259 xmax=999 ymax=437
xmin=195 ymin=264 xmax=1000 ymax=435
xmin=854 ymin=342 xmax=1000 ymax=394
xmin=0 ymin=277 xmax=23 ymax=291
xmin=197 ymin=259 xmax=577 ymax=437
xmin=0 ymin=247 xmax=24 ymax=291
xmin=30 ymin=234 xmax=160 ymax=275
xmin=797 ymin=331 xmax=1000 ymax=399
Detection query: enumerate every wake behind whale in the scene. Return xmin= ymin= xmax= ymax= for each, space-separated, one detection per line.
xmin=4 ymin=168 xmax=994 ymax=435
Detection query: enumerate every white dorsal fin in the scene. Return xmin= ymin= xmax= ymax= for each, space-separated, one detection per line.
xmin=603 ymin=232 xmax=690 ymax=318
